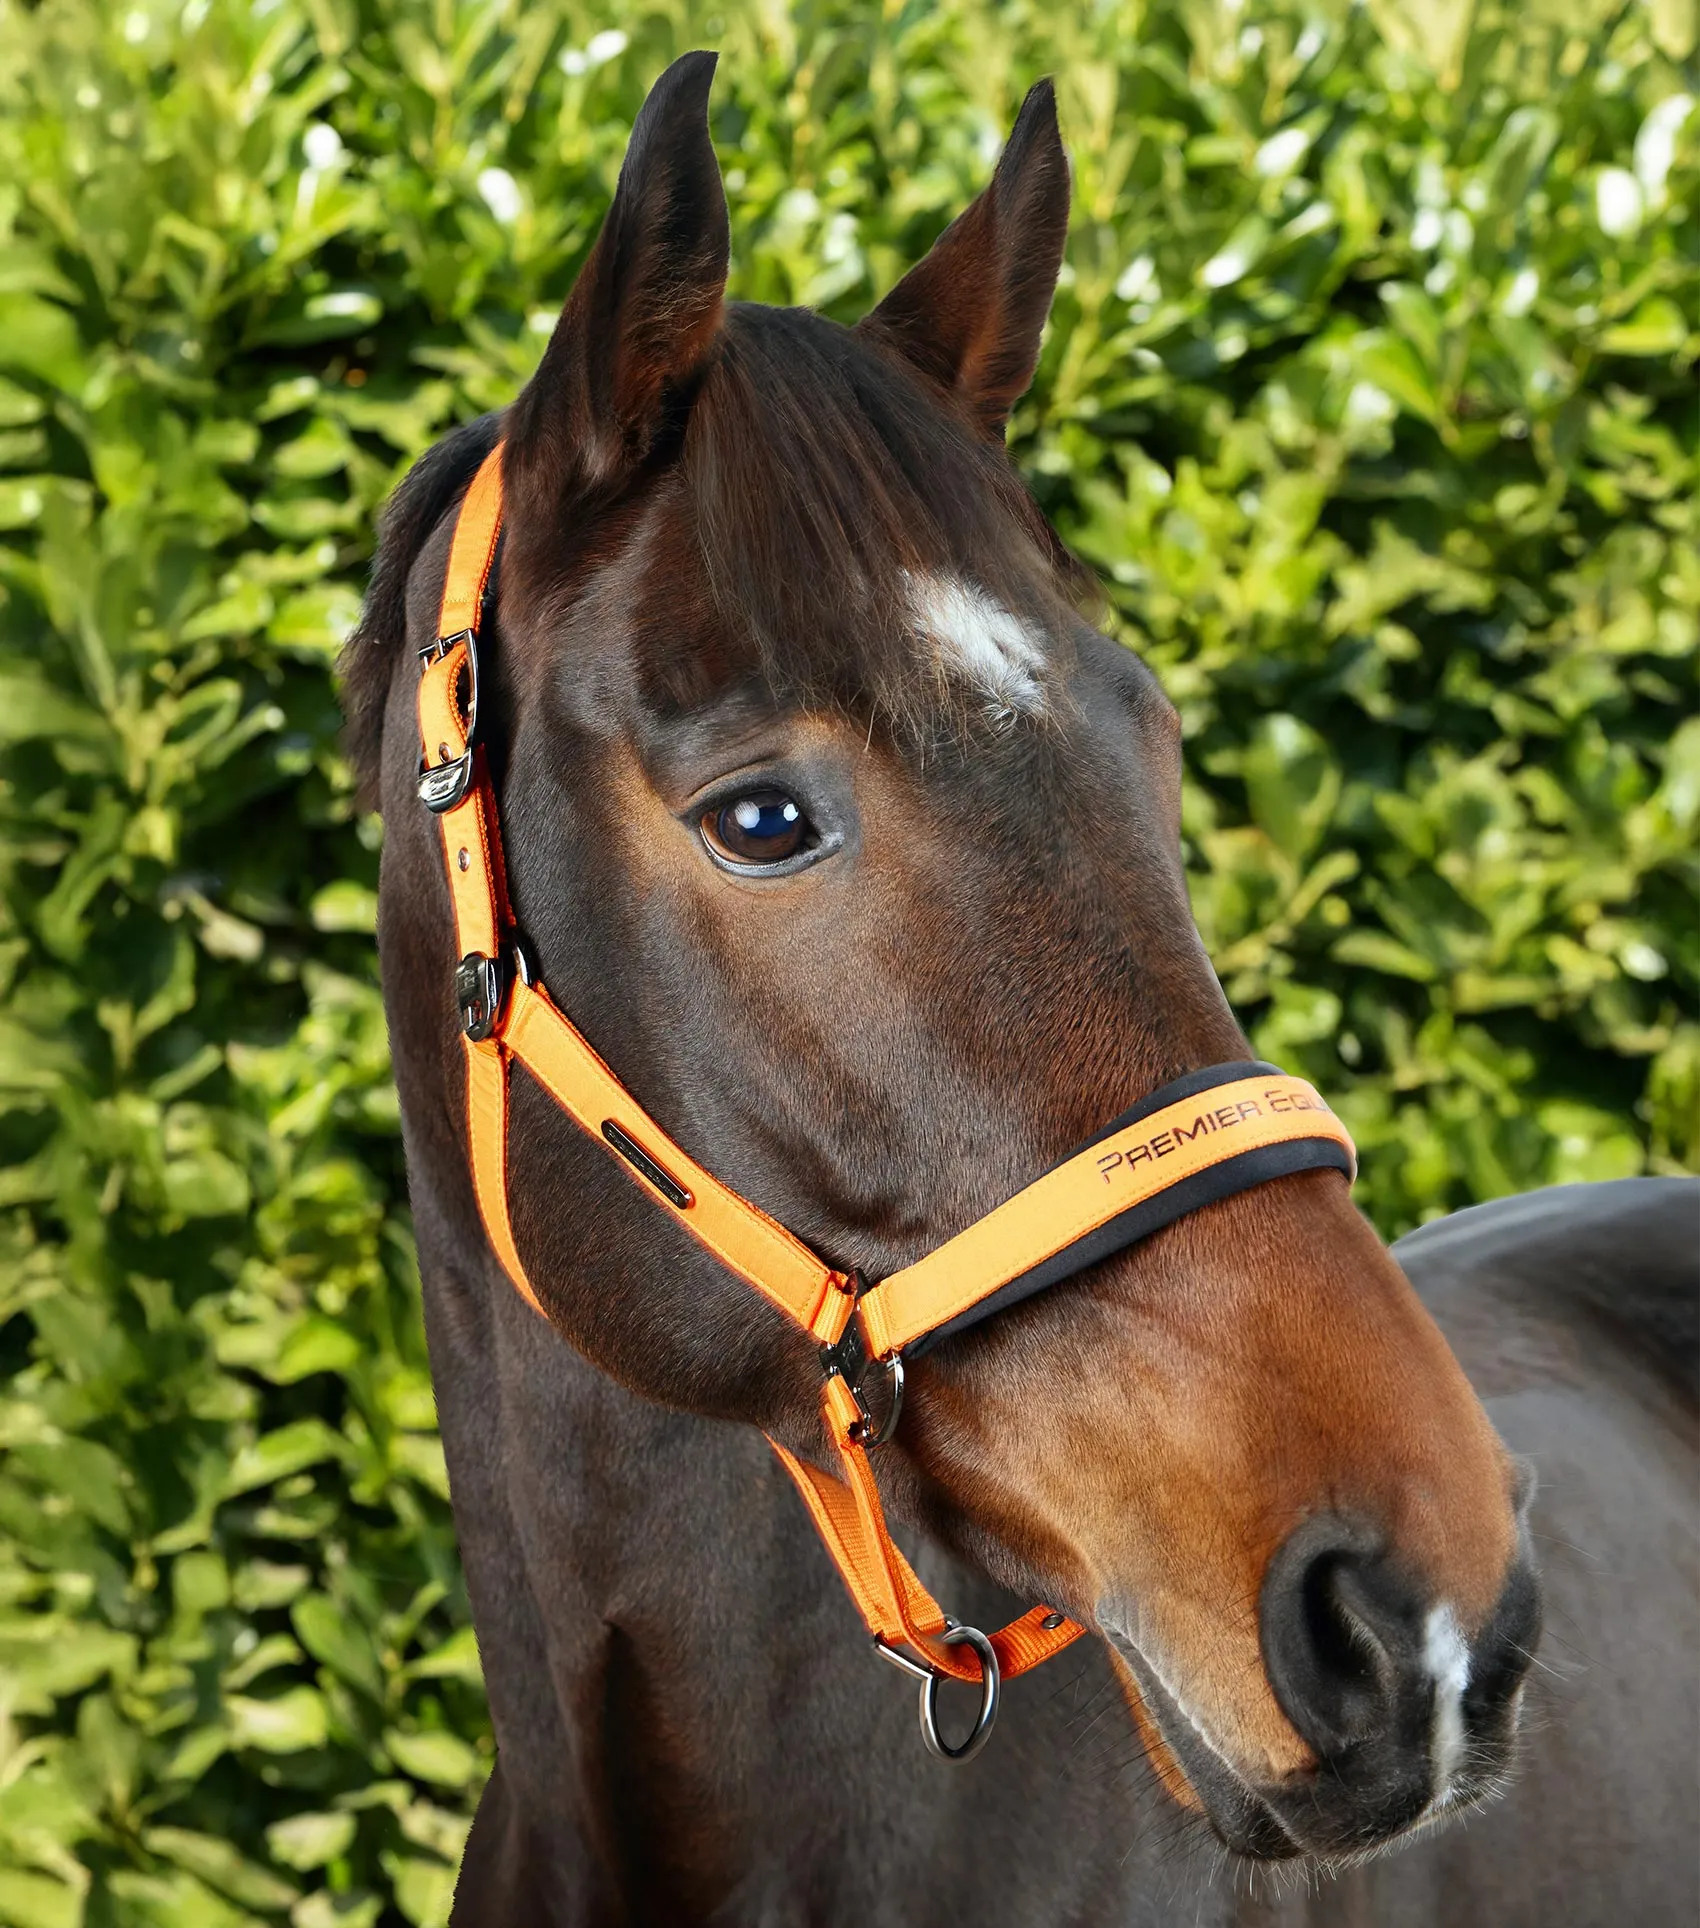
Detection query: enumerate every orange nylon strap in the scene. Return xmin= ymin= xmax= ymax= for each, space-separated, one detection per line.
xmin=858 ymin=1074 xmax=1355 ymax=1359
xmin=502 ymin=979 xmax=854 ymax=1342
xmin=418 ymin=588 xmax=543 ymax=1318
xmin=766 ymin=1377 xmax=1083 ymax=1682
xmin=465 ymin=1037 xmax=545 ymax=1318
xmin=418 ymin=451 xmax=851 ymax=1338
xmin=437 ymin=446 xmax=505 ymax=639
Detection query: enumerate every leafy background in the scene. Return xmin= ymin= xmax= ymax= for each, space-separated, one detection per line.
xmin=0 ymin=0 xmax=1694 ymax=1921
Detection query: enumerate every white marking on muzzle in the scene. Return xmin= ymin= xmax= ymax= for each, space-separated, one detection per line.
xmin=908 ymin=574 xmax=1048 ymax=718
xmin=1422 ymin=1603 xmax=1471 ymax=1800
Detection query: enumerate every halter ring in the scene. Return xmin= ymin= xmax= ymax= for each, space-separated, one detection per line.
xmin=919 ymin=1624 xmax=1000 ymax=1763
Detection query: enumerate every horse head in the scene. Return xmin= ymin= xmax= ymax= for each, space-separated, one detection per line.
xmin=350 ymin=52 xmax=1539 ymax=1864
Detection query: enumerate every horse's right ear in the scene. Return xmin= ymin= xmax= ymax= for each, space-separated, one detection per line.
xmin=506 ymin=51 xmax=729 ymax=507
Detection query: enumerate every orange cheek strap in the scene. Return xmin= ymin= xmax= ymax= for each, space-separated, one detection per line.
xmin=413 ymin=442 xmax=1358 ymax=1763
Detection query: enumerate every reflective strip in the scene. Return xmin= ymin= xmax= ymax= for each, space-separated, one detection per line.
xmin=504 ymin=981 xmax=853 ymax=1342
xmin=858 ymin=1075 xmax=1356 ymax=1359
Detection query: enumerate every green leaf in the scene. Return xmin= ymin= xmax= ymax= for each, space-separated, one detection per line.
xmin=272 ymin=1317 xmax=362 ymax=1383
xmin=0 ymin=477 xmax=51 ymax=530
xmin=405 ymin=1625 xmax=483 ymax=1686
xmin=1353 ymin=332 xmax=1446 ymax=430
xmin=1242 ymin=714 xmax=1340 ymax=862
xmin=0 ymin=1869 xmax=81 ymax=1928
xmin=382 ymin=1729 xmax=481 ymax=1789
xmin=292 ymin=1592 xmax=386 ymax=1703
xmin=0 ymin=1621 xmax=136 ymax=1706
xmin=227 ymin=1687 xmax=330 ymax=1755
xmin=264 ymin=1809 xmax=357 ymax=1873
xmin=255 ymin=288 xmax=383 ymax=346
xmin=308 ymin=882 xmax=378 ymax=935
xmin=222 ymin=1421 xmax=349 ymax=1499
xmin=0 ymin=294 xmax=86 ymax=392
xmin=1598 ymin=297 xmax=1690 ymax=357
xmin=105 ymin=1868 xmax=259 ymax=1928
xmin=382 ymin=1851 xmax=456 ymax=1928
xmin=1538 ymin=1101 xmax=1646 ymax=1183
xmin=1330 ymin=931 xmax=1441 ymax=982
xmin=141 ymin=1828 xmax=299 ymax=1911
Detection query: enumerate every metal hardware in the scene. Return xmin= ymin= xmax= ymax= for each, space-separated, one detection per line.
xmin=872 ymin=1636 xmax=934 ymax=1684
xmin=455 ymin=952 xmax=505 ymax=1043
xmin=601 ymin=1120 xmax=693 ymax=1210
xmin=819 ymin=1297 xmax=905 ymax=1448
xmin=418 ymin=630 xmax=479 ymax=813
xmin=419 ymin=627 xmax=477 ymax=665
xmin=1040 ymin=1610 xmax=1066 ymax=1631
xmin=419 ymin=754 xmax=475 ymax=813
xmin=856 ymin=1351 xmax=904 ymax=1447
xmin=919 ymin=1625 xmax=1001 ymax=1763
xmin=510 ymin=939 xmax=534 ymax=988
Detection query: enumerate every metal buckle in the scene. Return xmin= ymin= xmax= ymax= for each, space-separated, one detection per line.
xmin=454 ymin=952 xmax=505 ymax=1043
xmin=418 ymin=629 xmax=479 ymax=814
xmin=873 ymin=1623 xmax=1001 ymax=1764
xmin=819 ymin=1291 xmax=905 ymax=1448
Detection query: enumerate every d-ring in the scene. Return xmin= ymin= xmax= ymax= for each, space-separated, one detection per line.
xmin=919 ymin=1624 xmax=1000 ymax=1764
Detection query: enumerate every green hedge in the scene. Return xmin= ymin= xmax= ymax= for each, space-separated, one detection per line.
xmin=0 ymin=1 xmax=1694 ymax=1922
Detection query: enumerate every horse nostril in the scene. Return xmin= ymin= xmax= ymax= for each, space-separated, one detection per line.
xmin=1260 ymin=1514 xmax=1422 ymax=1758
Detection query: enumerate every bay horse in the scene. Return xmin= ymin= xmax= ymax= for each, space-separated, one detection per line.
xmin=344 ymin=54 xmax=1696 ymax=1924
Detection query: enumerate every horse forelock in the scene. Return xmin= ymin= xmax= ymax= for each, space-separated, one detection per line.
xmin=674 ymin=302 xmax=1094 ymax=736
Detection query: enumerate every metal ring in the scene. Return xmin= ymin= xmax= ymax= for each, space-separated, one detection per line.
xmin=919 ymin=1625 xmax=1000 ymax=1764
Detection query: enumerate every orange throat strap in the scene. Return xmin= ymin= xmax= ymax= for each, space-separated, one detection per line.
xmin=414 ymin=442 xmax=1359 ymax=1759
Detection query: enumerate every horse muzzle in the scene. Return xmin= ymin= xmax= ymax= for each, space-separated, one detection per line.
xmin=1106 ymin=1526 xmax=1542 ymax=1861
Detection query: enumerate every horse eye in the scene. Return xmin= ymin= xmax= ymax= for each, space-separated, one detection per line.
xmin=700 ymin=788 xmax=813 ymax=867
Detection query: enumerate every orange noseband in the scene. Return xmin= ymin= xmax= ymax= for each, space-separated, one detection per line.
xmin=416 ymin=444 xmax=1357 ymax=1761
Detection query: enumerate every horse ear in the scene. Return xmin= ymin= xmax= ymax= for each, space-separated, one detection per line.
xmin=506 ymin=51 xmax=729 ymax=503
xmin=858 ymin=80 xmax=1069 ymax=440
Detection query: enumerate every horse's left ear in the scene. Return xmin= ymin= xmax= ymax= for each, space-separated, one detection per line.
xmin=506 ymin=51 xmax=729 ymax=506
xmin=857 ymin=80 xmax=1069 ymax=440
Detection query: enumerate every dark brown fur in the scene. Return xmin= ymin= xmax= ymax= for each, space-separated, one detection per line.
xmin=347 ymin=53 xmax=1695 ymax=1925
